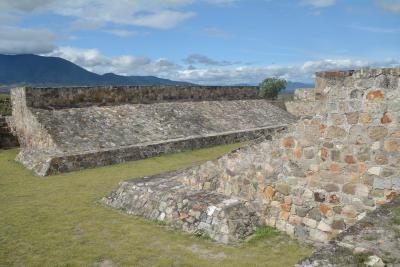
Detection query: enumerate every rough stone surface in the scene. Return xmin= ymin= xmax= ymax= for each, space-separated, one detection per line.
xmin=10 ymin=86 xmax=296 ymax=175
xmin=0 ymin=115 xmax=19 ymax=149
xmin=106 ymin=68 xmax=400 ymax=249
xmin=296 ymin=197 xmax=400 ymax=267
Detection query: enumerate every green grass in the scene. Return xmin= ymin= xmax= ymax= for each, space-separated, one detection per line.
xmin=247 ymin=226 xmax=280 ymax=244
xmin=0 ymin=94 xmax=11 ymax=115
xmin=393 ymin=206 xmax=400 ymax=225
xmin=0 ymin=145 xmax=311 ymax=267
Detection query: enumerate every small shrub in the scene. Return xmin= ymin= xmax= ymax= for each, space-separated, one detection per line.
xmin=259 ymin=78 xmax=287 ymax=100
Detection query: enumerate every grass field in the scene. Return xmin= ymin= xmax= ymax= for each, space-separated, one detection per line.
xmin=0 ymin=145 xmax=311 ymax=267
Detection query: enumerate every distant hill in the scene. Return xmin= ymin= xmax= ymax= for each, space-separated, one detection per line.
xmin=282 ymin=81 xmax=314 ymax=94
xmin=0 ymin=54 xmax=191 ymax=92
xmin=232 ymin=81 xmax=314 ymax=94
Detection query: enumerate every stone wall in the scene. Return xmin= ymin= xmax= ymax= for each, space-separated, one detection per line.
xmin=11 ymin=86 xmax=295 ymax=175
xmin=21 ymin=85 xmax=259 ymax=109
xmin=106 ymin=68 xmax=399 ymax=246
xmin=0 ymin=116 xmax=19 ymax=149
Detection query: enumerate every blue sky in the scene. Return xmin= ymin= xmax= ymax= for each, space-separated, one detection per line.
xmin=0 ymin=0 xmax=399 ymax=84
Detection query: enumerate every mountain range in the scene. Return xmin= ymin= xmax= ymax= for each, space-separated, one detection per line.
xmin=0 ymin=54 xmax=313 ymax=94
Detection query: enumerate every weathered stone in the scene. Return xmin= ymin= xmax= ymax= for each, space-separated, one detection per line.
xmin=317 ymin=220 xmax=332 ymax=232
xmin=323 ymin=183 xmax=339 ymax=192
xmin=326 ymin=126 xmax=347 ymax=139
xmin=380 ymin=112 xmax=392 ymax=124
xmin=331 ymin=219 xmax=346 ymax=230
xmin=320 ymin=147 xmax=329 ymax=161
xmin=368 ymin=167 xmax=382 ymax=176
xmin=330 ymin=150 xmax=341 ymax=162
xmin=346 ymin=112 xmax=359 ymax=124
xmin=275 ymin=183 xmax=290 ymax=196
xmin=366 ymin=90 xmax=385 ymax=100
xmin=303 ymin=147 xmax=315 ymax=159
xmin=319 ymin=203 xmax=332 ymax=216
xmin=282 ymin=137 xmax=295 ymax=148
xmin=308 ymin=207 xmax=322 ymax=221
xmin=345 ymin=155 xmax=357 ymax=164
xmin=384 ymin=139 xmax=400 ymax=152
xmin=368 ymin=126 xmax=388 ymax=141
xmin=314 ymin=192 xmax=326 ymax=202
xmin=303 ymin=217 xmax=317 ymax=228
xmin=359 ymin=112 xmax=372 ymax=124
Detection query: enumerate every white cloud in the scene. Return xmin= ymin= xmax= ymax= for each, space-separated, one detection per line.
xmin=301 ymin=0 xmax=336 ymax=7
xmin=183 ymin=53 xmax=238 ymax=66
xmin=374 ymin=0 xmax=400 ymax=14
xmin=46 ymin=47 xmax=400 ymax=85
xmin=47 ymin=47 xmax=180 ymax=76
xmin=0 ymin=27 xmax=55 ymax=54
xmin=104 ymin=29 xmax=138 ymax=37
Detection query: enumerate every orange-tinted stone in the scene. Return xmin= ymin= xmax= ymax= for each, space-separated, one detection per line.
xmin=330 ymin=163 xmax=341 ymax=172
xmin=320 ymin=148 xmax=329 ymax=161
xmin=319 ymin=124 xmax=327 ymax=134
xmin=345 ymin=155 xmax=356 ymax=164
xmin=179 ymin=212 xmax=189 ymax=220
xmin=366 ymin=90 xmax=384 ymax=100
xmin=264 ymin=186 xmax=276 ymax=200
xmin=319 ymin=203 xmax=332 ymax=215
xmin=282 ymin=137 xmax=295 ymax=148
xmin=280 ymin=203 xmax=291 ymax=212
xmin=293 ymin=148 xmax=302 ymax=159
xmin=289 ymin=215 xmax=302 ymax=225
xmin=381 ymin=112 xmax=392 ymax=124
xmin=279 ymin=211 xmax=290 ymax=221
xmin=384 ymin=140 xmax=400 ymax=152
xmin=386 ymin=191 xmax=397 ymax=201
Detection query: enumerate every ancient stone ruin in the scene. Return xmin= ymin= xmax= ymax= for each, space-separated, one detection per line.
xmin=10 ymin=85 xmax=295 ymax=176
xmin=105 ymin=68 xmax=399 ymax=249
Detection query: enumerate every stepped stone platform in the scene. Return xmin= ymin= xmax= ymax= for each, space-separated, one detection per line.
xmin=10 ymin=85 xmax=296 ymax=176
xmin=106 ymin=67 xmax=400 ymax=260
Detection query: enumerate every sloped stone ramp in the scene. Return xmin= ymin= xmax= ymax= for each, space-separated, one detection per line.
xmin=104 ymin=169 xmax=262 ymax=243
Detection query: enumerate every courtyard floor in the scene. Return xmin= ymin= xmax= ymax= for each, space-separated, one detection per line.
xmin=0 ymin=144 xmax=311 ymax=267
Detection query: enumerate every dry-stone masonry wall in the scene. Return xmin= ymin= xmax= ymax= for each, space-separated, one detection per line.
xmin=0 ymin=116 xmax=19 ymax=149
xmin=11 ymin=85 xmax=296 ymax=176
xmin=106 ymin=68 xmax=399 ymax=247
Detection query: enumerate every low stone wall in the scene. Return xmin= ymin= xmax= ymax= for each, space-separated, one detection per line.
xmin=106 ymin=68 xmax=400 ymax=249
xmin=21 ymin=85 xmax=259 ymax=109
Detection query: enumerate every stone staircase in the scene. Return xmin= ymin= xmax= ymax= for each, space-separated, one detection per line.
xmin=0 ymin=116 xmax=19 ymax=149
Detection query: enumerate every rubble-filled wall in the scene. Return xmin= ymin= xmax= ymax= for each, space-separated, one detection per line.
xmin=11 ymin=86 xmax=296 ymax=176
xmin=106 ymin=68 xmax=399 ymax=244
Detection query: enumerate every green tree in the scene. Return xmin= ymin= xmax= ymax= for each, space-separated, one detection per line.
xmin=259 ymin=77 xmax=287 ymax=100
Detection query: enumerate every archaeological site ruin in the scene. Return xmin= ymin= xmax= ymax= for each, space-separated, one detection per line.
xmin=5 ymin=67 xmax=400 ymax=265
xmin=9 ymin=85 xmax=295 ymax=176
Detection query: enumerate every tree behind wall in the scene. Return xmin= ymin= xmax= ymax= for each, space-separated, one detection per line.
xmin=259 ymin=78 xmax=287 ymax=100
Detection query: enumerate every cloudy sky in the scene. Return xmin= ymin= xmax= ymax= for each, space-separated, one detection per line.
xmin=1 ymin=0 xmax=399 ymax=84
